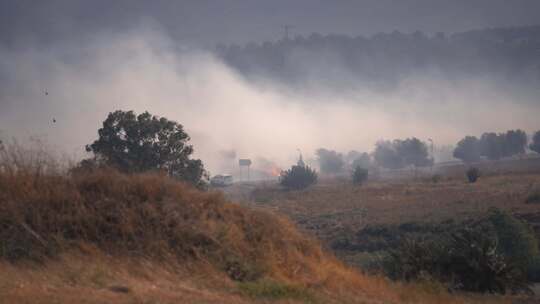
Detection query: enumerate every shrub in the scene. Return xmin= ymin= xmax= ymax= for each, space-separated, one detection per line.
xmin=431 ymin=174 xmax=442 ymax=183
xmin=279 ymin=164 xmax=317 ymax=190
xmin=525 ymin=188 xmax=540 ymax=204
xmin=487 ymin=208 xmax=540 ymax=281
xmin=466 ymin=167 xmax=480 ymax=183
xmin=446 ymin=228 xmax=527 ymax=294
xmin=352 ymin=166 xmax=368 ymax=185
xmin=384 ymin=227 xmax=529 ymax=294
xmin=383 ymin=237 xmax=447 ymax=282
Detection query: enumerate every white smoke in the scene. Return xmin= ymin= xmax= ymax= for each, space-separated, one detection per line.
xmin=0 ymin=28 xmax=539 ymax=175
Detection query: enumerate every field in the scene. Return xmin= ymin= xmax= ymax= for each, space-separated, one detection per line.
xmin=2 ymin=165 xmax=511 ymax=304
xmin=2 ymin=151 xmax=539 ymax=303
xmin=222 ymin=158 xmax=540 ymax=279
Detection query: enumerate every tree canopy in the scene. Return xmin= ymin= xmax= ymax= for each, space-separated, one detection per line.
xmin=530 ymin=131 xmax=540 ymax=154
xmin=280 ymin=157 xmax=317 ymax=190
xmin=316 ymin=148 xmax=344 ymax=174
xmin=453 ymin=136 xmax=481 ymax=163
xmin=374 ymin=138 xmax=432 ymax=169
xmin=454 ymin=130 xmax=527 ymax=162
xmin=85 ymin=110 xmax=206 ymax=187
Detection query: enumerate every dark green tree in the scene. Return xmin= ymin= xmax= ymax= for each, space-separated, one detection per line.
xmin=374 ymin=140 xmax=403 ymax=169
xmin=316 ymin=148 xmax=344 ymax=174
xmin=394 ymin=137 xmax=433 ymax=167
xmin=352 ymin=166 xmax=368 ymax=185
xmin=279 ymin=158 xmax=317 ymax=190
xmin=530 ymin=131 xmax=540 ymax=154
xmin=374 ymin=138 xmax=432 ymax=169
xmin=85 ymin=110 xmax=206 ymax=186
xmin=453 ymin=136 xmax=481 ymax=163
xmin=351 ymin=152 xmax=371 ymax=169
xmin=480 ymin=132 xmax=505 ymax=160
xmin=504 ymin=129 xmax=527 ymax=156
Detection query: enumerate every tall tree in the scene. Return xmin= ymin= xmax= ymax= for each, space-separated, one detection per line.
xmin=351 ymin=152 xmax=371 ymax=169
xmin=316 ymin=148 xmax=344 ymax=174
xmin=373 ymin=140 xmax=403 ymax=169
xmin=453 ymin=136 xmax=481 ymax=163
xmin=86 ymin=110 xmax=206 ymax=186
xmin=395 ymin=137 xmax=433 ymax=167
xmin=480 ymin=132 xmax=505 ymax=160
xmin=530 ymin=131 xmax=540 ymax=154
xmin=504 ymin=129 xmax=527 ymax=156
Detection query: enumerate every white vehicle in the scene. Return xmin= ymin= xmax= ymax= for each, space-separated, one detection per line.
xmin=210 ymin=174 xmax=234 ymax=187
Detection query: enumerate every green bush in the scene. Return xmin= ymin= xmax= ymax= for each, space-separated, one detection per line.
xmin=279 ymin=164 xmax=317 ymax=190
xmin=487 ymin=208 xmax=540 ymax=281
xmin=445 ymin=228 xmax=527 ymax=294
xmin=384 ymin=227 xmax=529 ymax=294
xmin=383 ymin=237 xmax=447 ymax=282
xmin=525 ymin=188 xmax=540 ymax=204
xmin=382 ymin=209 xmax=539 ymax=294
xmin=352 ymin=166 xmax=368 ymax=185
xmin=466 ymin=167 xmax=480 ymax=183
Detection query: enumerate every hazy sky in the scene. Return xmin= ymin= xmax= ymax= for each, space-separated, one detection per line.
xmin=2 ymin=0 xmax=540 ymax=46
xmin=1 ymin=1 xmax=540 ymax=174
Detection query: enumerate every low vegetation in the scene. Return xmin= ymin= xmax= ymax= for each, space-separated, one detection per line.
xmin=332 ymin=208 xmax=540 ymax=294
xmin=1 ymin=142 xmax=512 ymax=303
xmin=467 ymin=167 xmax=480 ymax=183
xmin=279 ymin=162 xmax=318 ymax=190
xmin=453 ymin=129 xmax=528 ymax=162
xmin=352 ymin=166 xmax=368 ymax=185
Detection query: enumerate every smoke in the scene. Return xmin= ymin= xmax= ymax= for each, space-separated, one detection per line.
xmin=1 ymin=27 xmax=539 ymax=175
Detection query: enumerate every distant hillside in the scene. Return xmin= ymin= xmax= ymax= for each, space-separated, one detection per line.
xmin=216 ymin=25 xmax=540 ymax=91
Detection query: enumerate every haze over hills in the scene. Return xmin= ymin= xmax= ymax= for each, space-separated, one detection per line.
xmin=3 ymin=2 xmax=540 ymax=303
xmin=2 ymin=25 xmax=540 ymax=175
xmin=217 ymin=25 xmax=540 ymax=92
xmin=1 ymin=0 xmax=540 ymax=175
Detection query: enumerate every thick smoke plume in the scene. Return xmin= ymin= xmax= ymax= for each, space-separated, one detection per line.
xmin=1 ymin=28 xmax=539 ymax=175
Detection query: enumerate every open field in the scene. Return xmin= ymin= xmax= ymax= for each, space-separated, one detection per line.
xmin=224 ymin=161 xmax=540 ymax=240
xmin=221 ymin=158 xmax=540 ymax=294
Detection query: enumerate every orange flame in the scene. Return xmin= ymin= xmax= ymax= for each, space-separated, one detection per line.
xmin=270 ymin=166 xmax=282 ymax=177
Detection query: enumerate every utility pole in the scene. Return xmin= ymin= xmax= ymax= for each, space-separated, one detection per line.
xmin=428 ymin=138 xmax=434 ymax=173
xmin=283 ymin=25 xmax=295 ymax=40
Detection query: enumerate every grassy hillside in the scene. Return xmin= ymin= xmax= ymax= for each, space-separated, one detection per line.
xmin=0 ymin=163 xmax=510 ymax=303
xmin=223 ymin=164 xmax=540 ymax=301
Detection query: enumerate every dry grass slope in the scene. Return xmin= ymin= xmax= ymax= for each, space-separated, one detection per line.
xmin=0 ymin=150 xmax=510 ymax=303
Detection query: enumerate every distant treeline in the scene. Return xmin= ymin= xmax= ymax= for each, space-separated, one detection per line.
xmin=315 ymin=129 xmax=540 ymax=174
xmin=454 ymin=129 xmax=540 ymax=163
xmin=216 ymin=25 xmax=540 ymax=89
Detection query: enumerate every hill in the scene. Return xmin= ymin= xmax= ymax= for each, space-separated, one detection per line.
xmin=216 ymin=25 xmax=540 ymax=91
xmin=0 ymin=164 xmax=507 ymax=303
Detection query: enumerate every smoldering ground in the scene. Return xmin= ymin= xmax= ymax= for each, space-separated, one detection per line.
xmin=1 ymin=28 xmax=539 ymax=175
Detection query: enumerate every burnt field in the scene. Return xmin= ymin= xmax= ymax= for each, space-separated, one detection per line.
xmin=221 ymin=157 xmax=540 ymax=269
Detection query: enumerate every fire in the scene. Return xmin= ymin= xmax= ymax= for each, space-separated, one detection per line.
xmin=270 ymin=166 xmax=282 ymax=177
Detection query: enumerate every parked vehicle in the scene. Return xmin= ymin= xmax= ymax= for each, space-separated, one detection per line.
xmin=210 ymin=174 xmax=234 ymax=187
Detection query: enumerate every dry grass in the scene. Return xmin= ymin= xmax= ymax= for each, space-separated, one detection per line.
xmin=0 ymin=166 xmax=329 ymax=283
xmin=233 ymin=173 xmax=540 ymax=244
xmin=0 ymin=142 xmax=517 ymax=303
